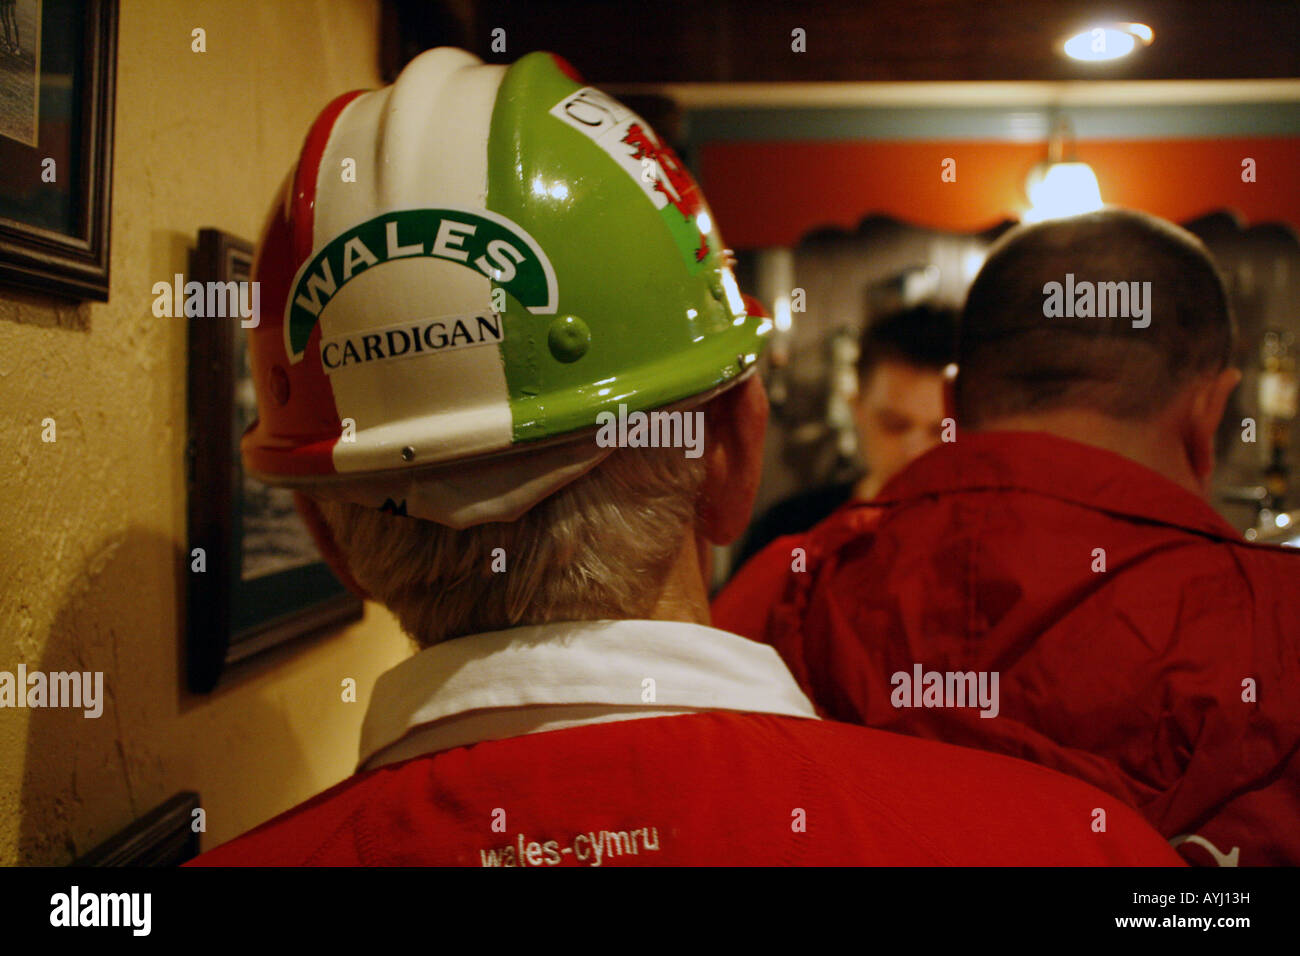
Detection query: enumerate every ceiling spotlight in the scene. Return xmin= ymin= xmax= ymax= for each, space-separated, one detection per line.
xmin=1062 ymin=22 xmax=1154 ymax=62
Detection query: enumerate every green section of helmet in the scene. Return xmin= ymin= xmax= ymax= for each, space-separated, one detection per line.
xmin=487 ymin=51 xmax=769 ymax=443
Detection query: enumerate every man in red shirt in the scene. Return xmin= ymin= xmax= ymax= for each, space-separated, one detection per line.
xmin=716 ymin=208 xmax=1300 ymax=866
xmin=190 ymin=51 xmax=1179 ymax=867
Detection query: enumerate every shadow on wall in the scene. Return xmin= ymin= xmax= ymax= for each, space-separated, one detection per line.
xmin=0 ymin=283 xmax=91 ymax=332
xmin=15 ymin=526 xmax=312 ymax=865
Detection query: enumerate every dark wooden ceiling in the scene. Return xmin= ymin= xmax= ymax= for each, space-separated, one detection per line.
xmin=384 ymin=0 xmax=1300 ymax=83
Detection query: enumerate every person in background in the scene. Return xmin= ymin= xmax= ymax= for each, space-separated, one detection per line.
xmin=731 ymin=304 xmax=956 ymax=570
xmin=851 ymin=303 xmax=957 ymax=499
xmin=715 ymin=208 xmax=1300 ymax=865
xmin=189 ymin=50 xmax=1179 ymax=867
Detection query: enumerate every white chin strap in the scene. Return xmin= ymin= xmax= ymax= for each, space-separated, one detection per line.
xmin=311 ymin=441 xmax=614 ymax=528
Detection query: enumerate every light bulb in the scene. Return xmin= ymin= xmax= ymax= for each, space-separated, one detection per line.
xmin=1024 ymin=162 xmax=1104 ymax=223
xmin=1063 ymin=23 xmax=1154 ymax=62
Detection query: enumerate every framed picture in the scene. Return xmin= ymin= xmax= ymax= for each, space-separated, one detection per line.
xmin=75 ymin=792 xmax=202 ymax=867
xmin=0 ymin=0 xmax=117 ymax=300
xmin=186 ymin=228 xmax=363 ymax=693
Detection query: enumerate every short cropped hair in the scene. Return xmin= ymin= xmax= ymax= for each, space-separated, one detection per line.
xmin=857 ymin=304 xmax=958 ymax=384
xmin=956 ymin=209 xmax=1234 ymax=426
xmin=315 ymin=444 xmax=706 ymax=648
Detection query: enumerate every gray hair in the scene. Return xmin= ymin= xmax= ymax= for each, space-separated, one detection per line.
xmin=313 ymin=444 xmax=707 ymax=648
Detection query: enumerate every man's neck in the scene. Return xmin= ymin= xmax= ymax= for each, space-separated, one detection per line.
xmin=646 ymin=527 xmax=713 ymax=626
xmin=975 ymin=409 xmax=1203 ymax=497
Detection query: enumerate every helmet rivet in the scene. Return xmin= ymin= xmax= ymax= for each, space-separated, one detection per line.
xmin=737 ymin=353 xmax=751 ymax=371
xmin=547 ymin=315 xmax=590 ymax=363
xmin=401 ymin=446 xmax=415 ymax=462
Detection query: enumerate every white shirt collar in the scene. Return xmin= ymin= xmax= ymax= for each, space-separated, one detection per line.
xmin=358 ymin=619 xmax=818 ymax=771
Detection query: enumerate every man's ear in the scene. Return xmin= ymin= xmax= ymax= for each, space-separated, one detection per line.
xmin=1187 ymin=366 xmax=1242 ymax=490
xmin=696 ymin=374 xmax=768 ymax=545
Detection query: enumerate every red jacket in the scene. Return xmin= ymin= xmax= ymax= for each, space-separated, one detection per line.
xmin=188 ymin=711 xmax=1178 ymax=866
xmin=713 ymin=431 xmax=1300 ymax=865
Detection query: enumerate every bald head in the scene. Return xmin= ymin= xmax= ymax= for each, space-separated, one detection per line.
xmin=957 ymin=208 xmax=1235 ymax=427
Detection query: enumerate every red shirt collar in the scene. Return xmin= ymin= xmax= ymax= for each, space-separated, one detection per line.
xmin=870 ymin=430 xmax=1244 ymax=542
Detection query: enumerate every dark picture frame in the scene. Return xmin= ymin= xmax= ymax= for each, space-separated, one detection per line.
xmin=74 ymin=792 xmax=202 ymax=867
xmin=0 ymin=0 xmax=117 ymax=301
xmin=186 ymin=228 xmax=363 ymax=693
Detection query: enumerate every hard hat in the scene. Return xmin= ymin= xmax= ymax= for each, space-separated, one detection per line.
xmin=242 ymin=47 xmax=769 ymax=527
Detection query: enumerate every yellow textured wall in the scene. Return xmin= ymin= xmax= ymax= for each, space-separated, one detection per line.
xmin=0 ymin=0 xmax=414 ymax=864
